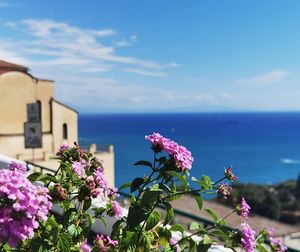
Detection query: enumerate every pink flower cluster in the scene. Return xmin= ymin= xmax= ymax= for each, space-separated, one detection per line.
xmin=56 ymin=144 xmax=70 ymax=156
xmin=80 ymin=239 xmax=91 ymax=252
xmin=217 ymin=182 xmax=232 ymax=199
xmin=270 ymin=237 xmax=288 ymax=252
xmin=95 ymin=234 xmax=118 ymax=252
xmin=241 ymin=222 xmax=256 ymax=252
xmin=145 ymin=132 xmax=194 ymax=171
xmin=224 ymin=166 xmax=238 ymax=181
xmin=72 ymin=161 xmax=87 ymax=178
xmin=237 ymin=197 xmax=251 ymax=220
xmin=8 ymin=161 xmax=27 ymax=173
xmin=111 ymin=201 xmax=123 ymax=219
xmin=0 ymin=168 xmax=52 ymax=247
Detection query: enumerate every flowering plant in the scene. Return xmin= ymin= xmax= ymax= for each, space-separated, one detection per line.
xmin=0 ymin=133 xmax=287 ymax=252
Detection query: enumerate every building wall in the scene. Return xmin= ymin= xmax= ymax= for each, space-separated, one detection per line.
xmin=0 ymin=133 xmax=53 ymax=160
xmin=0 ymin=70 xmax=77 ymax=160
xmin=0 ymin=71 xmax=53 ymax=134
xmin=51 ymin=100 xmax=78 ymax=152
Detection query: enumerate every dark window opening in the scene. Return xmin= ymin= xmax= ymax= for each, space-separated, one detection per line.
xmin=36 ymin=100 xmax=41 ymax=121
xmin=63 ymin=123 xmax=68 ymax=139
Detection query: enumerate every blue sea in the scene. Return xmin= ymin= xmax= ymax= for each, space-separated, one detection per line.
xmin=78 ymin=113 xmax=300 ymax=187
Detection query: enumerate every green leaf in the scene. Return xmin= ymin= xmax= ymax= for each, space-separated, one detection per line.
xmin=158 ymin=156 xmax=167 ymax=165
xmin=83 ymin=197 xmax=92 ymax=212
xmin=57 ymin=233 xmax=71 ymax=252
xmin=199 ymin=175 xmax=212 ymax=190
xmin=119 ymin=181 xmax=132 ymax=191
xmin=165 ymin=192 xmax=182 ymax=202
xmin=27 ymin=172 xmax=58 ymax=183
xmin=202 ymin=234 xmax=211 ymax=245
xmin=157 ymin=227 xmax=172 ymax=246
xmin=163 ymin=202 xmax=174 ymax=226
xmin=27 ymin=172 xmax=43 ymax=182
xmin=141 ymin=190 xmax=161 ymax=209
xmin=159 ymin=183 xmax=172 ymax=192
xmin=166 ymin=171 xmax=188 ymax=186
xmin=192 ymin=192 xmax=203 ymax=210
xmin=134 ymin=160 xmax=153 ymax=168
xmin=81 ymin=213 xmax=94 ymax=229
xmin=188 ymin=239 xmax=197 ymax=252
xmin=93 ymin=207 xmax=106 ymax=217
xmin=256 ymin=244 xmax=269 ymax=252
xmin=170 ymin=224 xmax=185 ymax=234
xmin=190 ymin=222 xmax=200 ymax=230
xmin=204 ymin=208 xmax=219 ymax=223
xmin=127 ymin=206 xmax=147 ymax=229
xmin=197 ymin=242 xmax=211 ymax=252
xmin=111 ymin=219 xmax=124 ymax=238
xmin=145 ymin=210 xmax=161 ymax=230
xmin=67 ymin=224 xmax=82 ymax=237
xmin=130 ymin=177 xmax=145 ymax=193
xmin=122 ymin=231 xmax=137 ymax=248
xmin=210 ymin=229 xmax=228 ymax=240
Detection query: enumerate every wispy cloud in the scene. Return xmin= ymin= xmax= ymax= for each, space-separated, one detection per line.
xmin=1 ymin=19 xmax=180 ymax=73
xmin=123 ymin=68 xmax=167 ymax=77
xmin=114 ymin=35 xmax=137 ymax=47
xmin=53 ymin=74 xmax=232 ymax=112
xmin=236 ymin=70 xmax=289 ymax=85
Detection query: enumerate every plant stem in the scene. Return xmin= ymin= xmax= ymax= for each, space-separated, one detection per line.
xmin=213 ymin=177 xmax=226 ymax=186
xmin=136 ymin=152 xmax=157 ymax=201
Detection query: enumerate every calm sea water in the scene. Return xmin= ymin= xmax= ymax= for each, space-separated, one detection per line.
xmin=78 ymin=113 xmax=300 ymax=187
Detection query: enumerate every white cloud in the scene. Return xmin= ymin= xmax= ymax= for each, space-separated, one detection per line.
xmin=236 ymin=70 xmax=289 ymax=85
xmin=123 ymin=68 xmax=167 ymax=77
xmin=0 ymin=18 xmax=196 ymax=112
xmin=114 ymin=35 xmax=138 ymax=47
xmin=2 ymin=19 xmax=180 ymax=72
xmin=55 ymin=75 xmax=232 ymax=112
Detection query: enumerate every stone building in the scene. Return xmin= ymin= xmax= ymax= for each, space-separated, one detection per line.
xmin=0 ymin=60 xmax=115 ymax=186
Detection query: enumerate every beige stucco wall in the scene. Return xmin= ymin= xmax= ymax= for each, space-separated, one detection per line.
xmin=95 ymin=149 xmax=115 ymax=188
xmin=0 ymin=133 xmax=53 ymax=160
xmin=0 ymin=71 xmax=53 ymax=134
xmin=51 ymin=100 xmax=78 ymax=152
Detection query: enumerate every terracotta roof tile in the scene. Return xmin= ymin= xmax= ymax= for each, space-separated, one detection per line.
xmin=0 ymin=60 xmax=28 ymax=73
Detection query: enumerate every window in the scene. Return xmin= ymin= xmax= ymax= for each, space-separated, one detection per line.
xmin=36 ymin=100 xmax=41 ymax=122
xmin=63 ymin=123 xmax=68 ymax=139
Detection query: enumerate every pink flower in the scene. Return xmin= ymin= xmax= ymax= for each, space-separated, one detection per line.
xmin=266 ymin=227 xmax=276 ymax=236
xmin=72 ymin=161 xmax=87 ymax=178
xmin=170 ymin=237 xmax=180 ymax=252
xmin=93 ymin=167 xmax=108 ymax=191
xmin=236 ymin=197 xmax=251 ymax=220
xmin=145 ymin=132 xmax=166 ymax=152
xmin=224 ymin=166 xmax=238 ymax=181
xmin=108 ymin=187 xmax=120 ymax=199
xmin=145 ymin=132 xmax=194 ymax=171
xmin=270 ymin=237 xmax=288 ymax=252
xmin=111 ymin=201 xmax=123 ymax=219
xmin=0 ymin=169 xmax=52 ymax=247
xmin=217 ymin=182 xmax=232 ymax=199
xmin=56 ymin=144 xmax=70 ymax=156
xmin=241 ymin=222 xmax=256 ymax=252
xmin=80 ymin=240 xmax=91 ymax=252
xmin=95 ymin=234 xmax=118 ymax=252
xmin=8 ymin=161 xmax=26 ymax=173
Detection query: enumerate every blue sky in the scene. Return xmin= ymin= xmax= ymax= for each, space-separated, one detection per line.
xmin=1 ymin=1 xmax=300 ymax=113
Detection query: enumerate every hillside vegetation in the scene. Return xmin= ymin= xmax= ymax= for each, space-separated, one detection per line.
xmin=216 ymin=175 xmax=300 ymax=224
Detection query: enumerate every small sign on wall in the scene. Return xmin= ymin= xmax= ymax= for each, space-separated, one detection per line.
xmin=27 ymin=103 xmax=40 ymax=122
xmin=24 ymin=122 xmax=42 ymax=148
